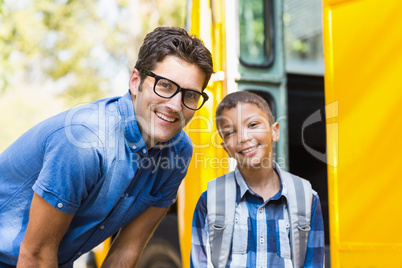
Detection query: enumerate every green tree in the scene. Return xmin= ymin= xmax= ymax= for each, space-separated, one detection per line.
xmin=0 ymin=0 xmax=186 ymax=102
xmin=0 ymin=0 xmax=186 ymax=151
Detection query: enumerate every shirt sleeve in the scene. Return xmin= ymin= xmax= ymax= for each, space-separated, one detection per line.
xmin=32 ymin=125 xmax=103 ymax=214
xmin=303 ymin=192 xmax=325 ymax=268
xmin=190 ymin=191 xmax=209 ymax=268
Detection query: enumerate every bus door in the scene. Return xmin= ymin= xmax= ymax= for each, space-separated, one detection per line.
xmin=324 ymin=0 xmax=402 ymax=266
xmin=226 ymin=0 xmax=288 ymax=169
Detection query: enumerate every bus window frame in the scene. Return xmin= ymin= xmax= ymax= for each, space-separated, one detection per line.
xmin=236 ymin=0 xmax=275 ymax=68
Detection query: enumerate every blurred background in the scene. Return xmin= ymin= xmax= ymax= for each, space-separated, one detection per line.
xmin=0 ymin=0 xmax=186 ymax=151
xmin=0 ymin=0 xmax=323 ymax=152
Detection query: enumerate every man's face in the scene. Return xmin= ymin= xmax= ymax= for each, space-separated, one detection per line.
xmin=218 ymin=103 xmax=280 ymax=169
xmin=129 ymin=56 xmax=206 ymax=148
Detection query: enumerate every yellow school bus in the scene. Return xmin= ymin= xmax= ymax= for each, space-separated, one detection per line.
xmin=92 ymin=0 xmax=402 ymax=267
xmin=179 ymin=0 xmax=289 ymax=266
xmin=323 ymin=0 xmax=402 ymax=266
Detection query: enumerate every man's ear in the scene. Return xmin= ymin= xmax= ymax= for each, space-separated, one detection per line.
xmin=129 ymin=68 xmax=141 ymax=96
xmin=271 ymin=122 xmax=280 ymax=142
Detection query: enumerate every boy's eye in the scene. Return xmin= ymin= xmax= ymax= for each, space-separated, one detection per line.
xmin=249 ymin=122 xmax=259 ymax=128
xmin=224 ymin=130 xmax=235 ymax=137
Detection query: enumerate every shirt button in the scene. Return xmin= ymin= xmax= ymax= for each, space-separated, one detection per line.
xmin=260 ymin=237 xmax=264 ymax=243
xmin=100 ymin=225 xmax=105 ymax=230
xmin=142 ymin=148 xmax=146 ymax=154
xmin=57 ymin=203 xmax=63 ymax=208
xmin=77 ymin=252 xmax=82 ymax=256
xmin=132 ymin=145 xmax=137 ymax=149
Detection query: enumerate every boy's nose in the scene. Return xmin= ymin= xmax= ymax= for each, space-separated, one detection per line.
xmin=238 ymin=129 xmax=251 ymax=143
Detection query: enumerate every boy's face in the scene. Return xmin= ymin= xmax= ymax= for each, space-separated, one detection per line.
xmin=217 ymin=102 xmax=280 ymax=169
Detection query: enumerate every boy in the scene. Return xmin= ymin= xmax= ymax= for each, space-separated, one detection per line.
xmin=190 ymin=91 xmax=324 ymax=267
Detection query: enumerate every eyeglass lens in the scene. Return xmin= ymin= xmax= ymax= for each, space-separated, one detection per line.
xmin=154 ymin=78 xmax=204 ymax=110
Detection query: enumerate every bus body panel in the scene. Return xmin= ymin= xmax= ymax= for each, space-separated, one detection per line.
xmin=179 ymin=1 xmax=228 ymax=267
xmin=323 ymin=0 xmax=402 ymax=266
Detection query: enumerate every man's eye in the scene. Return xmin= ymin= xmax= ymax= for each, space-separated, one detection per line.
xmin=184 ymin=91 xmax=199 ymax=100
xmin=158 ymin=79 xmax=173 ymax=90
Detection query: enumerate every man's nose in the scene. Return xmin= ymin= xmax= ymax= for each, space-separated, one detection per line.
xmin=165 ymin=92 xmax=183 ymax=112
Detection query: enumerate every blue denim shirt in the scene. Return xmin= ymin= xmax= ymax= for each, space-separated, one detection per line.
xmin=0 ymin=91 xmax=192 ymax=267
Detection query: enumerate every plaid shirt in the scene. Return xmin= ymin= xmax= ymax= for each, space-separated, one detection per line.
xmin=190 ymin=165 xmax=325 ymax=268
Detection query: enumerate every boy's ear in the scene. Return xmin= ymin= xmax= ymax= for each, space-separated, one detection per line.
xmin=271 ymin=122 xmax=280 ymax=142
xmin=129 ymin=68 xmax=141 ymax=96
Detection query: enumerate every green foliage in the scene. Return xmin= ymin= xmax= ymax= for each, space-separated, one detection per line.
xmin=0 ymin=0 xmax=186 ymax=101
xmin=0 ymin=0 xmax=186 ymax=151
xmin=0 ymin=0 xmax=111 ymax=102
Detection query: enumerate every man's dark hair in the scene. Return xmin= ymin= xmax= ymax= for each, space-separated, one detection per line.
xmin=215 ymin=91 xmax=275 ymax=128
xmin=135 ymin=27 xmax=214 ymax=90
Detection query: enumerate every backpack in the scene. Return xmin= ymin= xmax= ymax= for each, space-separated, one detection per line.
xmin=207 ymin=167 xmax=313 ymax=268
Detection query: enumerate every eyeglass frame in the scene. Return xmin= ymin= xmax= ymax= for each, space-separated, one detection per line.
xmin=139 ymin=68 xmax=209 ymax=111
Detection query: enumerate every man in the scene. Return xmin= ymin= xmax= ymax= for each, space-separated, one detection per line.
xmin=0 ymin=27 xmax=213 ymax=267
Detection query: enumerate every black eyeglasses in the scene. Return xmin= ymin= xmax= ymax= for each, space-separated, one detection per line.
xmin=139 ymin=68 xmax=209 ymax=110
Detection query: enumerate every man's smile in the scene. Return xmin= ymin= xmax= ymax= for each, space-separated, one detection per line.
xmin=155 ymin=112 xmax=178 ymax=123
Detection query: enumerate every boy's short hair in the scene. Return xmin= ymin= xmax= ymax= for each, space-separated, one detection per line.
xmin=134 ymin=27 xmax=214 ymax=90
xmin=215 ymin=91 xmax=275 ymax=127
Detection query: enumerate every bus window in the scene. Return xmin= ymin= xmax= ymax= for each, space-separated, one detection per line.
xmin=238 ymin=0 xmax=274 ymax=67
xmin=284 ymin=0 xmax=324 ymax=75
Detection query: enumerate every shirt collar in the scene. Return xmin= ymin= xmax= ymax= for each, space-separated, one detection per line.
xmin=272 ymin=161 xmax=288 ymax=198
xmin=234 ymin=161 xmax=285 ymax=200
xmin=117 ymin=91 xmax=147 ymax=155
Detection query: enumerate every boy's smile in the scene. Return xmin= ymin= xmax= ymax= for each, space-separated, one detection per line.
xmin=218 ymin=102 xmax=280 ymax=169
xmin=239 ymin=145 xmax=259 ymax=156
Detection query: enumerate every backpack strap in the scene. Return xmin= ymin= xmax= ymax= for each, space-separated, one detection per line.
xmin=207 ymin=167 xmax=313 ymax=268
xmin=207 ymin=171 xmax=237 ymax=268
xmin=281 ymin=170 xmax=313 ymax=268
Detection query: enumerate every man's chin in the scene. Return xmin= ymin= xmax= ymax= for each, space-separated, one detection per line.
xmin=153 ymin=132 xmax=180 ymax=144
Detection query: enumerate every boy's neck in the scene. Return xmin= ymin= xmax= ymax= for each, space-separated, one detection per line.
xmin=238 ymin=163 xmax=281 ymax=202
